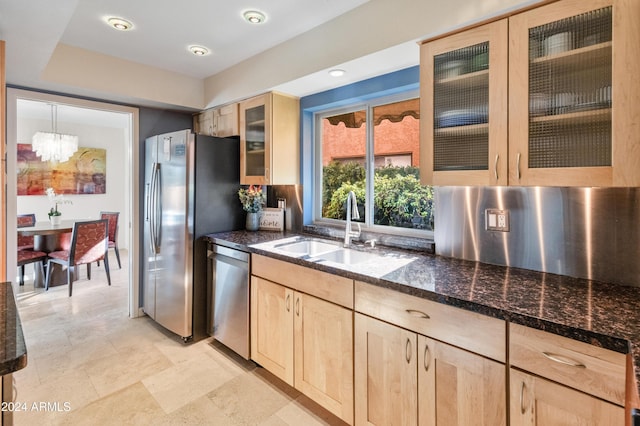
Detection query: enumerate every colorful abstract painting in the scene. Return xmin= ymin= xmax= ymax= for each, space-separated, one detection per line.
xmin=17 ymin=144 xmax=107 ymax=195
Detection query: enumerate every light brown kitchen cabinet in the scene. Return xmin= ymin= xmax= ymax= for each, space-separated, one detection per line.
xmin=239 ymin=92 xmax=299 ymax=185
xmin=419 ymin=336 xmax=506 ymax=425
xmin=294 ymin=292 xmax=353 ymax=423
xmin=354 ymin=281 xmax=506 ymax=426
xmin=193 ymin=109 xmax=213 ymax=136
xmin=354 ymin=313 xmax=418 ymax=426
xmin=211 ymin=103 xmax=239 ymax=137
xmin=354 ymin=313 xmax=506 ymax=426
xmin=509 ymin=323 xmax=625 ymax=425
xmin=509 ymin=0 xmax=640 ymax=186
xmin=250 ymin=256 xmax=354 ymax=424
xmin=420 ymin=0 xmax=640 ymax=187
xmin=420 ymin=19 xmax=508 ymax=186
xmin=194 ymin=104 xmax=239 ymax=137
xmin=250 ymin=276 xmax=294 ymax=384
xmin=510 ymin=368 xmax=624 ymax=425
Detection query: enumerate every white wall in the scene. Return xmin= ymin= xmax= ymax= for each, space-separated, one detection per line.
xmin=16 ymin=118 xmax=129 ymax=249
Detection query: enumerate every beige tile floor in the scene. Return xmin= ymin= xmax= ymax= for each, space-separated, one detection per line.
xmin=12 ymin=251 xmax=346 ymax=425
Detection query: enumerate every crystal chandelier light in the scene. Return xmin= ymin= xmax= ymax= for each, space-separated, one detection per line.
xmin=32 ymin=104 xmax=78 ymax=163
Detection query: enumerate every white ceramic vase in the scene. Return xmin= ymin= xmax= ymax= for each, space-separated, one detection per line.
xmin=50 ymin=215 xmax=61 ymax=226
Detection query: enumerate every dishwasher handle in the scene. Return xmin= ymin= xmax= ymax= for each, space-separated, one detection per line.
xmin=210 ymin=244 xmax=249 ymax=263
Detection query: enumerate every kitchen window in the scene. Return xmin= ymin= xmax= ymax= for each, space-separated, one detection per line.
xmin=314 ymin=92 xmax=434 ymax=235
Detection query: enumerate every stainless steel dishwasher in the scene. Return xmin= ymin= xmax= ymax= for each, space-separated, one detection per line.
xmin=209 ymin=244 xmax=250 ymax=359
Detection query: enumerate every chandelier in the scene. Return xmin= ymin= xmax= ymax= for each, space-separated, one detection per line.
xmin=32 ymin=104 xmax=78 ymax=163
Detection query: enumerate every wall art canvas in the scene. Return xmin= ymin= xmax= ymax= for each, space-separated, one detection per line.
xmin=17 ymin=143 xmax=107 ymax=195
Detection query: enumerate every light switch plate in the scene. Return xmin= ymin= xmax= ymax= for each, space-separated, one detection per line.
xmin=485 ymin=209 xmax=510 ymax=232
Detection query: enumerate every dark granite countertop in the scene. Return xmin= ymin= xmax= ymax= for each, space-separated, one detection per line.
xmin=206 ymin=230 xmax=640 ymax=402
xmin=0 ymin=282 xmax=27 ymax=376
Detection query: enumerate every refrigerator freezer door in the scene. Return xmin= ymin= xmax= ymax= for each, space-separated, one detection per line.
xmin=154 ymin=130 xmax=193 ymax=339
xmin=143 ymin=136 xmax=158 ymax=320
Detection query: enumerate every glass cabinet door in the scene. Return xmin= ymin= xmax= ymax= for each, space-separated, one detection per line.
xmin=509 ymin=0 xmax=624 ymax=186
xmin=420 ymin=19 xmax=508 ymax=186
xmin=244 ymin=104 xmax=266 ymax=178
xmin=240 ymin=94 xmax=271 ymax=185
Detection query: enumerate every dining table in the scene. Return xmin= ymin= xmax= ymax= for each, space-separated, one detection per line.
xmin=17 ymin=219 xmax=78 ymax=287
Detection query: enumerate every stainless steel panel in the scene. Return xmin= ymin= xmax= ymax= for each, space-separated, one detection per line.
xmin=213 ymin=246 xmax=250 ymax=359
xmin=435 ymin=186 xmax=640 ymax=287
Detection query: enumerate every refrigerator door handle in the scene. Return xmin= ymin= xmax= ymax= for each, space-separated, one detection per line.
xmin=155 ymin=164 xmax=162 ymax=251
xmin=145 ymin=183 xmax=151 ymax=222
xmin=149 ymin=162 xmax=161 ymax=254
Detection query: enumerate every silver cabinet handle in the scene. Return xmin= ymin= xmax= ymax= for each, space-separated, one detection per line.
xmin=542 ymin=352 xmax=586 ymax=368
xmin=286 ymin=294 xmax=291 ymax=312
xmin=494 ymin=154 xmax=499 ymax=181
xmin=406 ymin=309 xmax=430 ymax=319
xmin=405 ymin=338 xmax=412 ymax=364
xmin=423 ymin=344 xmax=431 ymax=372
xmin=265 ymin=167 xmax=270 ymax=182
xmin=520 ymin=381 xmax=526 ymax=414
xmin=295 ymin=297 xmax=300 ymax=316
xmin=516 ymin=152 xmax=521 ymax=180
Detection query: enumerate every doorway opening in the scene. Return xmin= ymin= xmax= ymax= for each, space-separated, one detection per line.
xmin=6 ymin=88 xmax=140 ymax=317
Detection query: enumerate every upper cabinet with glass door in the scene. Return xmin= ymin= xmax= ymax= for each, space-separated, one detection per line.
xmin=420 ymin=0 xmax=640 ymax=187
xmin=510 ymin=0 xmax=640 ymax=186
xmin=240 ymin=92 xmax=300 ymax=185
xmin=420 ymin=20 xmax=508 ymax=186
xmin=509 ymin=0 xmax=640 ymax=186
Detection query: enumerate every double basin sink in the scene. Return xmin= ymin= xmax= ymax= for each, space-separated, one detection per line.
xmin=261 ymin=237 xmax=380 ymax=265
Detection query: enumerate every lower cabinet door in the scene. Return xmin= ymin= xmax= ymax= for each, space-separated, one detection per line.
xmin=250 ymin=276 xmax=294 ymax=385
xmin=419 ymin=336 xmax=506 ymax=426
xmin=355 ymin=313 xmax=418 ymax=426
xmin=510 ymin=368 xmax=624 ymax=426
xmin=294 ymin=292 xmax=354 ymax=424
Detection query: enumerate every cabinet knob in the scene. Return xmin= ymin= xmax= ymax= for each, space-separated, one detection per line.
xmin=405 ymin=338 xmax=412 ymax=364
xmin=286 ymin=294 xmax=291 ymax=312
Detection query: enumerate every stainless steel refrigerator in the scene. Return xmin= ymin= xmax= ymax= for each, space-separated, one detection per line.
xmin=143 ymin=129 xmax=243 ymax=341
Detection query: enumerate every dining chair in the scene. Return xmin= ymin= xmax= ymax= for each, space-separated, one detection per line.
xmin=17 ymin=214 xmax=46 ymax=286
xmin=17 ymin=214 xmax=36 ymax=250
xmin=45 ymin=219 xmax=111 ymax=296
xmin=99 ymin=211 xmax=121 ymax=269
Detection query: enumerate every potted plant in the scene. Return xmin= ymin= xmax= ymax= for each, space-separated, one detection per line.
xmin=46 ymin=187 xmax=71 ymax=226
xmin=238 ymin=185 xmax=266 ymax=231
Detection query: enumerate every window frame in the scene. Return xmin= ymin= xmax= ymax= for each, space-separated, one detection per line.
xmin=313 ymin=89 xmax=432 ymax=238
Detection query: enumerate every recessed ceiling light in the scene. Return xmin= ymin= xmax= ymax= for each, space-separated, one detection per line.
xmin=329 ymin=69 xmax=346 ymax=77
xmin=107 ymin=17 xmax=133 ymax=31
xmin=243 ymin=10 xmax=266 ymax=24
xmin=189 ymin=45 xmax=209 ymax=56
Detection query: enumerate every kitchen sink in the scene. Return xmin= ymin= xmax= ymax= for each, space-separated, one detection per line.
xmin=311 ymin=248 xmax=380 ymax=265
xmin=274 ymin=239 xmax=341 ymax=256
xmin=251 ymin=235 xmax=416 ymax=276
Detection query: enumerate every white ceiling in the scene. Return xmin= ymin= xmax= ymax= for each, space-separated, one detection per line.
xmin=59 ymin=0 xmax=370 ymax=79
xmin=0 ymin=0 xmax=379 ymax=105
xmin=1 ymin=0 xmax=540 ymax=111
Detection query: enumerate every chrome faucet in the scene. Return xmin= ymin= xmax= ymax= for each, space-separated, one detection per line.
xmin=344 ymin=191 xmax=361 ymax=247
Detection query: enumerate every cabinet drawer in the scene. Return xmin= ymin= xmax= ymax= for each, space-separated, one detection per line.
xmin=252 ymin=254 xmax=353 ymax=309
xmin=355 ymin=281 xmax=505 ymax=362
xmin=510 ymin=323 xmax=625 ymax=406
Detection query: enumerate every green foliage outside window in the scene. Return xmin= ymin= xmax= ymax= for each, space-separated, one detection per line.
xmin=322 ymin=160 xmax=434 ymax=230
